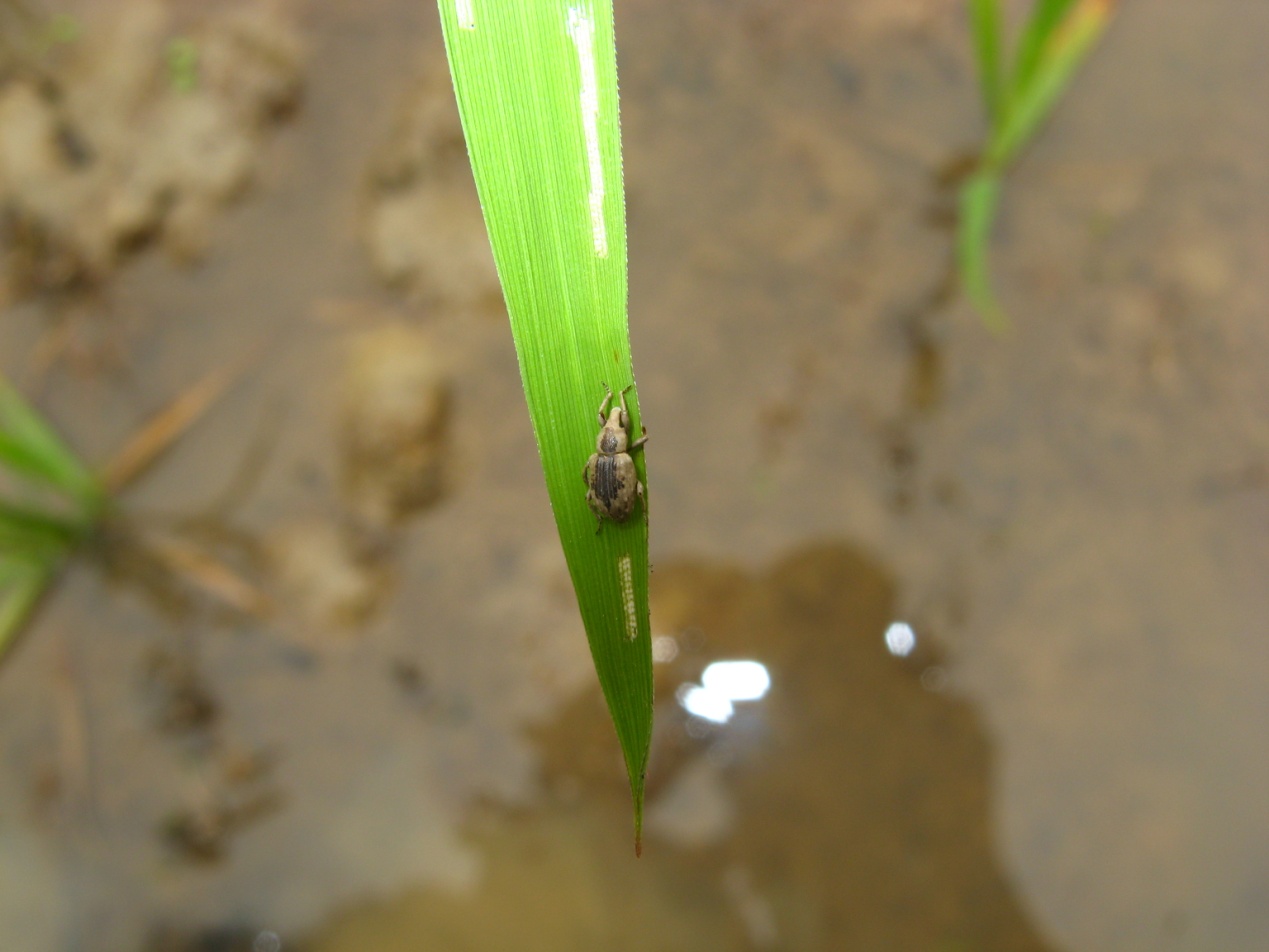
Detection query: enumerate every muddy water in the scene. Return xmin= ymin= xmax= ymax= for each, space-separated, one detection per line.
xmin=314 ymin=544 xmax=1052 ymax=952
xmin=1 ymin=1 xmax=1266 ymax=951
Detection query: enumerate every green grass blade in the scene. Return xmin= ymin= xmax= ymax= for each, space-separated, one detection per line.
xmin=0 ymin=376 xmax=104 ymax=509
xmin=957 ymin=169 xmax=1007 ymax=331
xmin=1011 ymin=0 xmax=1079 ymax=93
xmin=0 ymin=500 xmax=87 ymax=549
xmin=437 ymin=0 xmax=652 ymax=850
xmin=0 ymin=555 xmax=40 ymax=590
xmin=968 ymin=0 xmax=1008 ymax=125
xmin=989 ymin=0 xmax=1114 ymax=169
xmin=0 ymin=429 xmax=76 ymax=488
xmin=0 ymin=561 xmax=54 ymax=661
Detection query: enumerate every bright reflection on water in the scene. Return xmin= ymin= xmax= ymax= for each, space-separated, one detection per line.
xmin=676 ymin=660 xmax=771 ymax=724
xmin=651 ymin=634 xmax=680 ymax=663
xmin=676 ymin=684 xmax=735 ymax=724
xmin=884 ymin=620 xmax=916 ymax=657
xmin=702 ymin=660 xmax=771 ymax=700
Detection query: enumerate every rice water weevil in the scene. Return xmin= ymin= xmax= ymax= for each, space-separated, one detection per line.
xmin=583 ymin=384 xmax=647 ymax=530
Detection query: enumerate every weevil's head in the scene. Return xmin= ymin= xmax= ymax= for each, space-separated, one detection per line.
xmin=597 ymin=407 xmax=628 ymax=454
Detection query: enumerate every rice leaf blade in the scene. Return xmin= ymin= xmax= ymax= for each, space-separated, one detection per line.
xmin=1011 ymin=0 xmax=1080 ymax=93
xmin=968 ymin=0 xmax=1007 ymax=124
xmin=0 ymin=376 xmax=103 ymax=507
xmin=0 ymin=563 xmax=53 ymax=661
xmin=0 ymin=500 xmax=86 ymax=548
xmin=990 ymin=0 xmax=1114 ymax=169
xmin=958 ymin=170 xmax=1007 ymax=331
xmin=437 ymin=0 xmax=652 ymax=850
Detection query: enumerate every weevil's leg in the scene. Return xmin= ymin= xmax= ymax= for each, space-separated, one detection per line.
xmin=628 ymin=426 xmax=648 ymax=452
xmin=594 ymin=511 xmax=604 ymax=534
xmin=597 ymin=384 xmax=613 ymax=426
xmin=618 ymin=384 xmax=634 ymax=429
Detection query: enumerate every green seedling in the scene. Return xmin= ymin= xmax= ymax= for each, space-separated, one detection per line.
xmin=0 ymin=364 xmax=248 ymax=661
xmin=437 ymin=0 xmax=652 ymax=852
xmin=0 ymin=374 xmax=106 ymax=657
xmin=166 ymin=36 xmax=199 ymax=93
xmin=37 ymin=12 xmax=82 ymax=52
xmin=961 ymin=0 xmax=1116 ymax=329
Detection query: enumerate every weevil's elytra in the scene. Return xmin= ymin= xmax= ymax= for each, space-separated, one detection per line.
xmin=584 ymin=384 xmax=647 ymax=530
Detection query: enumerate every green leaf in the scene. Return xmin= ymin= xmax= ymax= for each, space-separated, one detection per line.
xmin=437 ymin=0 xmax=652 ymax=850
xmin=989 ymin=0 xmax=1113 ymax=169
xmin=959 ymin=0 xmax=1114 ymax=328
xmin=1011 ymin=0 xmax=1080 ymax=94
xmin=0 ymin=500 xmax=86 ymax=551
xmin=0 ymin=376 xmax=104 ymax=511
xmin=0 ymin=555 xmax=36 ymax=590
xmin=0 ymin=429 xmax=71 ymax=488
xmin=0 ymin=561 xmax=53 ymax=661
xmin=957 ymin=170 xmax=1007 ymax=331
xmin=36 ymin=13 xmax=83 ymax=54
xmin=968 ymin=0 xmax=1007 ymax=125
xmin=166 ymin=37 xmax=200 ymax=93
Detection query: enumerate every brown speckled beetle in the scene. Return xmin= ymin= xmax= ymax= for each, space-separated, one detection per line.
xmin=583 ymin=384 xmax=647 ymax=530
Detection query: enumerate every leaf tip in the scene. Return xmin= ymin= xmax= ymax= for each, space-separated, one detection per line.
xmin=982 ymin=305 xmax=1011 ymax=334
xmin=633 ymin=793 xmax=644 ymax=857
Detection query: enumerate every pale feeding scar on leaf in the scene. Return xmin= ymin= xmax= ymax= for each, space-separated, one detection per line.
xmin=618 ymin=553 xmax=637 ymax=641
xmin=455 ymin=0 xmax=475 ymax=31
xmin=566 ymin=5 xmax=608 ymax=257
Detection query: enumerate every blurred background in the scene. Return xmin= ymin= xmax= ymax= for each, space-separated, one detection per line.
xmin=1 ymin=1 xmax=1266 ymax=950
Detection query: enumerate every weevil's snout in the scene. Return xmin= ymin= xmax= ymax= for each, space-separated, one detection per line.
xmin=598 ymin=416 xmax=628 ymax=454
